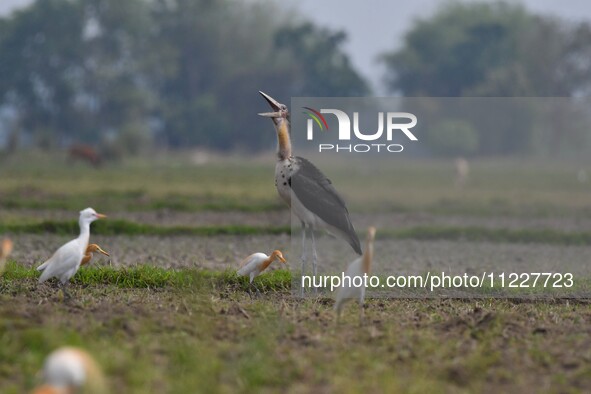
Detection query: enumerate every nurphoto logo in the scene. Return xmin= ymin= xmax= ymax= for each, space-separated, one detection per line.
xmin=303 ymin=107 xmax=418 ymax=153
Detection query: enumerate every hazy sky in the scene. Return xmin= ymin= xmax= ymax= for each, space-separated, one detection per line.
xmin=3 ymin=0 xmax=591 ymax=93
xmin=291 ymin=0 xmax=591 ymax=93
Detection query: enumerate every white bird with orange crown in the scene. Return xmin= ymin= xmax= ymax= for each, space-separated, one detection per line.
xmin=334 ymin=227 xmax=376 ymax=323
xmin=37 ymin=208 xmax=106 ymax=298
xmin=237 ymin=250 xmax=287 ymax=294
xmin=32 ymin=347 xmax=106 ymax=394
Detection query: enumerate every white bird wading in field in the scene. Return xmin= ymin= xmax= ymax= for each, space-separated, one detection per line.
xmin=0 ymin=238 xmax=13 ymax=273
xmin=258 ymin=92 xmax=361 ymax=294
xmin=334 ymin=227 xmax=376 ymax=323
xmin=32 ymin=347 xmax=107 ymax=394
xmin=37 ymin=208 xmax=106 ymax=298
xmin=237 ymin=250 xmax=287 ymax=294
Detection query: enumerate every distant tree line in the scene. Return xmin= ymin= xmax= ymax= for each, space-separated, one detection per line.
xmin=381 ymin=2 xmax=591 ymax=156
xmin=1 ymin=1 xmax=590 ymax=156
xmin=0 ymin=0 xmax=368 ymax=153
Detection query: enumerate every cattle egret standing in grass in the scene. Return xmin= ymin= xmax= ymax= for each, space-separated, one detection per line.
xmin=335 ymin=227 xmax=376 ymax=323
xmin=0 ymin=238 xmax=13 ymax=273
xmin=32 ymin=347 xmax=106 ymax=394
xmin=237 ymin=250 xmax=287 ymax=294
xmin=81 ymin=244 xmax=110 ymax=266
xmin=37 ymin=208 xmax=106 ymax=298
xmin=258 ymin=92 xmax=361 ymax=294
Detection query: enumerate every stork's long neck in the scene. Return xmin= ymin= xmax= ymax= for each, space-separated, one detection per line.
xmin=362 ymin=238 xmax=374 ymax=274
xmin=276 ymin=119 xmax=292 ymax=160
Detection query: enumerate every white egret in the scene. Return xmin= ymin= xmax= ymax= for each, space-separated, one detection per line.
xmin=32 ymin=347 xmax=106 ymax=394
xmin=334 ymin=227 xmax=376 ymax=323
xmin=37 ymin=208 xmax=106 ymax=298
xmin=258 ymin=92 xmax=361 ymax=294
xmin=237 ymin=250 xmax=287 ymax=294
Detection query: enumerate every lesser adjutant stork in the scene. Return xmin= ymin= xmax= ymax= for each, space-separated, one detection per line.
xmin=258 ymin=92 xmax=361 ymax=290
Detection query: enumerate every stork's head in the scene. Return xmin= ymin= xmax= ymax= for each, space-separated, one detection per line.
xmin=87 ymin=244 xmax=110 ymax=257
xmin=79 ymin=208 xmax=106 ymax=224
xmin=271 ymin=250 xmax=287 ymax=264
xmin=258 ymin=91 xmax=289 ymax=126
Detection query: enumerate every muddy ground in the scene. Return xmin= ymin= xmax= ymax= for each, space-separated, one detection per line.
xmin=2 ymin=282 xmax=591 ymax=393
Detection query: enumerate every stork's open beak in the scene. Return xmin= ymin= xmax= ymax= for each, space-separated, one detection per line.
xmin=96 ymin=213 xmax=107 ymax=219
xmin=96 ymin=246 xmax=110 ymax=257
xmin=258 ymin=91 xmax=282 ymax=118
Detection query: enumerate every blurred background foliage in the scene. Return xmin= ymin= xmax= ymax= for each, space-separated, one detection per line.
xmin=380 ymin=2 xmax=591 ymax=156
xmin=381 ymin=2 xmax=591 ymax=97
xmin=0 ymin=0 xmax=369 ymax=154
xmin=0 ymin=0 xmax=590 ymax=157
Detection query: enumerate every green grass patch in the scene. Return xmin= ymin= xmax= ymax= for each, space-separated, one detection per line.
xmin=1 ymin=262 xmax=292 ymax=292
xmin=0 ymin=189 xmax=283 ymax=213
xmin=5 ymin=261 xmax=589 ymax=299
xmin=2 ymin=154 xmax=591 ymax=217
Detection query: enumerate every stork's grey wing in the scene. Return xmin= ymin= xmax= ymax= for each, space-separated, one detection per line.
xmin=290 ymin=157 xmax=361 ymax=255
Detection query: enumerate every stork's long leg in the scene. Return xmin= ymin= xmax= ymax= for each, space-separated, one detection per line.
xmin=300 ymin=224 xmax=308 ymax=296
